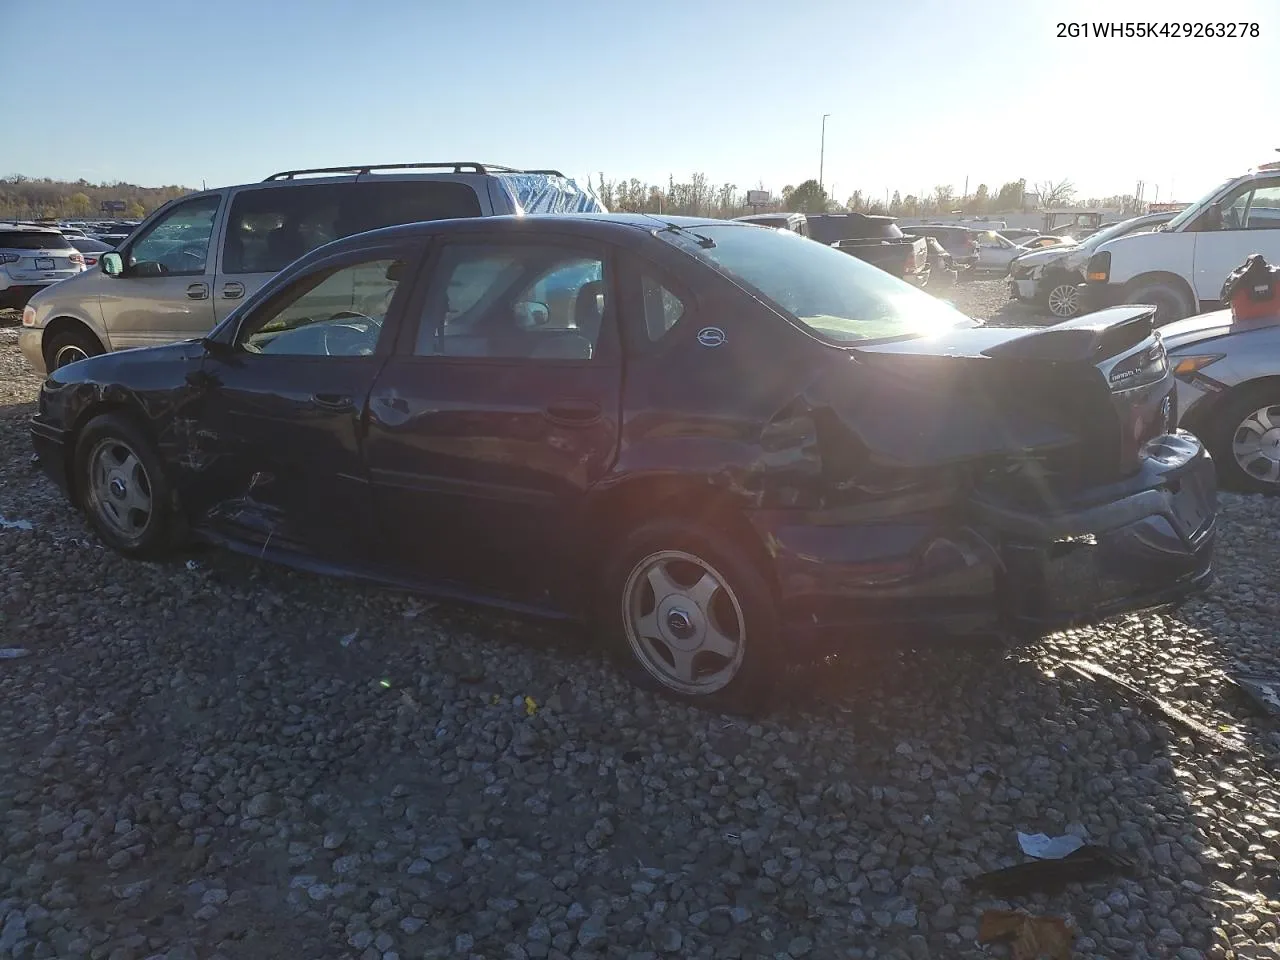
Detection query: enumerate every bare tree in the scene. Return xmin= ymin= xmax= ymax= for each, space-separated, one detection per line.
xmin=1035 ymin=178 xmax=1076 ymax=207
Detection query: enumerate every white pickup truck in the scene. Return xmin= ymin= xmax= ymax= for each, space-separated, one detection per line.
xmin=1083 ymin=160 xmax=1280 ymax=323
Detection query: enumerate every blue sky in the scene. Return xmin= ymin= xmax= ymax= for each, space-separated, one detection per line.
xmin=9 ymin=0 xmax=1277 ymax=206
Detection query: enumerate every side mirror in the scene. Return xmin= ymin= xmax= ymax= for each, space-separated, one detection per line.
xmin=101 ymin=252 xmax=124 ymax=277
xmin=513 ymin=300 xmax=550 ymax=329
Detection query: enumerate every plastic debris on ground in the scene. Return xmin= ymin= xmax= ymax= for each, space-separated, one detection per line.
xmin=1017 ymin=831 xmax=1086 ymax=860
xmin=186 ymin=559 xmax=200 ymax=571
xmin=978 ymin=909 xmax=1073 ymax=960
xmin=0 ymin=648 xmax=31 ymax=660
xmin=1223 ymin=670 xmax=1280 ymax=717
xmin=966 ymin=845 xmax=1134 ymax=897
xmin=339 ymin=630 xmax=359 ymax=648
xmin=1064 ymin=659 xmax=1247 ymax=753
xmin=0 ymin=515 xmax=34 ymax=531
xmin=523 ymin=696 xmax=538 ymax=717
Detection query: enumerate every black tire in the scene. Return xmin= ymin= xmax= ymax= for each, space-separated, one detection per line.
xmin=1124 ymin=281 xmax=1193 ymax=326
xmin=74 ymin=413 xmax=180 ymax=558
xmin=600 ymin=517 xmax=780 ymax=712
xmin=1202 ymin=384 xmax=1280 ymax=495
xmin=44 ymin=326 xmax=103 ymax=371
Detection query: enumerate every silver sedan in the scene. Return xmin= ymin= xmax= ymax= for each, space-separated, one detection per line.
xmin=1165 ymin=310 xmax=1280 ymax=493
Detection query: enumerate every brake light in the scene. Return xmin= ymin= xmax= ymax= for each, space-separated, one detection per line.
xmin=83 ymin=256 xmax=98 ymax=266
xmin=69 ymin=252 xmax=84 ymax=265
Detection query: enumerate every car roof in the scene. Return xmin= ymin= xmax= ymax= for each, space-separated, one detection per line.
xmin=0 ymin=223 xmax=63 ymax=233
xmin=285 ymin=213 xmax=743 ymax=271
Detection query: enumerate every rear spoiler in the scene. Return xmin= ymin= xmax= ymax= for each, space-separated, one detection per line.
xmin=981 ymin=305 xmax=1156 ymax=363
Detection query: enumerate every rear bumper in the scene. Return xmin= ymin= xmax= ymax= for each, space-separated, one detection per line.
xmin=752 ymin=431 xmax=1215 ymax=649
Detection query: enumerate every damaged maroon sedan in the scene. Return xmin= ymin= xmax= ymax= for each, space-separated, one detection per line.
xmin=30 ymin=214 xmax=1216 ymax=706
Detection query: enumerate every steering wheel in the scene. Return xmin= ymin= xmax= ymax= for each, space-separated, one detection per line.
xmin=322 ymin=312 xmax=380 ymax=356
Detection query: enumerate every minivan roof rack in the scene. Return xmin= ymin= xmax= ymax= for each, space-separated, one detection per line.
xmin=263 ymin=162 xmax=559 ymax=181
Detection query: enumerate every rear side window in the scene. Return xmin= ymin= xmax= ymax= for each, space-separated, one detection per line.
xmin=222 ymin=181 xmax=483 ymax=275
xmin=0 ymin=231 xmax=73 ymax=251
xmin=641 ymin=275 xmax=685 ymax=341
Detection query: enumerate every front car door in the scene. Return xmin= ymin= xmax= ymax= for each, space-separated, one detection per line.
xmin=363 ymin=233 xmax=622 ymax=609
xmin=186 ymin=241 xmax=421 ymax=564
xmin=99 ymin=192 xmax=225 ymax=349
xmin=1192 ymin=177 xmax=1280 ymax=305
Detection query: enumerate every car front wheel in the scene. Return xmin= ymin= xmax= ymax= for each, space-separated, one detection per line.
xmin=1206 ymin=386 xmax=1280 ymax=494
xmin=74 ymin=413 xmax=180 ymax=557
xmin=602 ymin=518 xmax=779 ymax=710
xmin=1044 ymin=279 xmax=1083 ymax=319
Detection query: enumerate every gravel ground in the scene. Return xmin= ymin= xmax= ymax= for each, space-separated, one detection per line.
xmin=3 ymin=299 xmax=1280 ymax=960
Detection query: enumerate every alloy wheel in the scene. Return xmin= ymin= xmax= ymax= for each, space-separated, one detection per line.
xmin=86 ymin=438 xmax=154 ymax=541
xmin=1046 ymin=283 xmax=1080 ymax=318
xmin=621 ymin=549 xmax=746 ymax=695
xmin=1232 ymin=404 xmax=1280 ymax=488
xmin=53 ymin=344 xmax=89 ymax=368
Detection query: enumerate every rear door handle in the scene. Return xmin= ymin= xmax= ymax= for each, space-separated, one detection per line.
xmin=221 ymin=281 xmax=244 ymax=300
xmin=312 ymin=393 xmax=354 ymax=412
xmin=186 ymin=282 xmax=209 ymax=301
xmin=545 ymin=399 xmax=601 ymax=424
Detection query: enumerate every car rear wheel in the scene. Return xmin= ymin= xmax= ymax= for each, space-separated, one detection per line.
xmin=602 ymin=518 xmax=779 ymax=710
xmin=45 ymin=327 xmax=103 ymax=371
xmin=1205 ymin=385 xmax=1280 ymax=494
xmin=1124 ymin=281 xmax=1193 ymax=326
xmin=1045 ymin=280 xmax=1082 ymax=319
xmin=74 ymin=413 xmax=180 ymax=557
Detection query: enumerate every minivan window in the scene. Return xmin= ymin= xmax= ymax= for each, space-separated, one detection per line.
xmin=223 ymin=180 xmax=484 ymax=275
xmin=127 ymin=195 xmax=221 ymax=276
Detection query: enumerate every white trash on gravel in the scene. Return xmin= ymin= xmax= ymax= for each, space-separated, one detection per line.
xmin=1017 ymin=830 xmax=1087 ymax=859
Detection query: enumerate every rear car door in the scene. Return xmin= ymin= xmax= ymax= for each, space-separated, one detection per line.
xmin=188 ymin=241 xmax=422 ymax=563
xmin=1192 ymin=178 xmax=1280 ymax=303
xmin=99 ymin=192 xmax=224 ymax=349
xmin=214 ymin=178 xmax=486 ymax=324
xmin=363 ymin=233 xmax=622 ymax=608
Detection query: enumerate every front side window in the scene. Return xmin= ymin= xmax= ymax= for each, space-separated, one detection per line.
xmin=415 ymin=244 xmax=606 ymax=360
xmin=237 ymin=257 xmax=405 ymax=357
xmin=128 ymin=195 xmax=221 ymax=276
xmin=663 ymin=224 xmax=971 ymax=343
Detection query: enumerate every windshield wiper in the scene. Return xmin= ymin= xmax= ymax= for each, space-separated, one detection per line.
xmin=654 ymin=222 xmax=716 ymax=249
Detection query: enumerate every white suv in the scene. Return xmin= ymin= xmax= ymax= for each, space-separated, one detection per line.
xmin=1083 ymin=160 xmax=1280 ymax=323
xmin=0 ymin=225 xmax=84 ymax=311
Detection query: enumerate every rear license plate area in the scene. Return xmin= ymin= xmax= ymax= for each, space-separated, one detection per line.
xmin=34 ymin=257 xmax=55 ymax=270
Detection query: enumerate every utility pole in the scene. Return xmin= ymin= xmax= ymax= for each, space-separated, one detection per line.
xmin=819 ymin=114 xmax=831 ymax=193
xmin=963 ymin=175 xmax=969 ymax=201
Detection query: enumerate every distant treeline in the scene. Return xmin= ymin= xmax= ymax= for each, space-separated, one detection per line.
xmin=0 ymin=176 xmax=194 ymax=220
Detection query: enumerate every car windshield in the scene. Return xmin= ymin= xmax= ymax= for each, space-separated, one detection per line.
xmin=667 ymin=224 xmax=974 ymax=343
xmin=1163 ymin=177 xmax=1237 ymax=231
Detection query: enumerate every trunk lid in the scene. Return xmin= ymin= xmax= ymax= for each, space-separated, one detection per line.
xmin=818 ymin=306 xmax=1173 ymax=495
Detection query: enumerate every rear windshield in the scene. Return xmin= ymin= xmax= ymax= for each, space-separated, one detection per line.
xmin=0 ymin=231 xmax=74 ymax=250
xmin=666 ymin=224 xmax=972 ymax=343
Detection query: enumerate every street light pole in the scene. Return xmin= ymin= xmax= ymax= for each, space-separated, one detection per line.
xmin=819 ymin=114 xmax=831 ymax=193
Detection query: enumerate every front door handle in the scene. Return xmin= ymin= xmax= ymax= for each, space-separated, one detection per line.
xmin=186 ymin=282 xmax=209 ymax=301
xmin=221 ymin=281 xmax=244 ymax=300
xmin=312 ymin=393 xmax=354 ymax=412
xmin=545 ymin=399 xmax=602 ymax=424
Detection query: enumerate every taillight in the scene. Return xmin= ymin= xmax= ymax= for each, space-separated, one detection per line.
xmin=83 ymin=257 xmax=98 ymax=266
xmin=1086 ymin=251 xmax=1111 ymax=283
xmin=22 ymin=306 xmax=36 ymax=327
xmin=0 ymin=253 xmax=18 ymax=264
xmin=68 ymin=252 xmax=84 ymax=265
